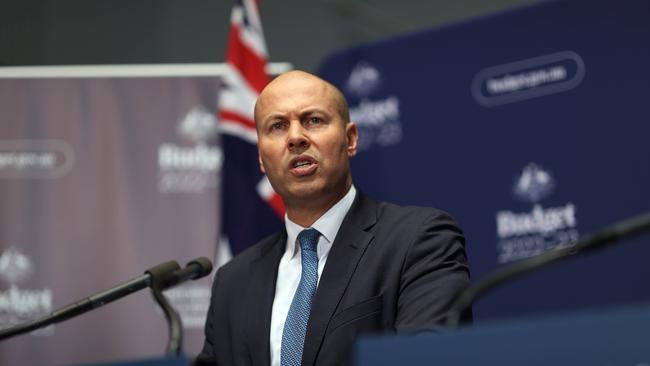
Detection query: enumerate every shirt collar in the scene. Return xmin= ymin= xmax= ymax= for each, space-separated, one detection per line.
xmin=284 ymin=185 xmax=357 ymax=258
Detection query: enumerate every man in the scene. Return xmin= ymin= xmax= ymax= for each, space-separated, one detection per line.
xmin=198 ymin=71 xmax=470 ymax=366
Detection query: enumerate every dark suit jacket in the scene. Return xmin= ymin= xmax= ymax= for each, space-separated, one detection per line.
xmin=197 ymin=191 xmax=471 ymax=366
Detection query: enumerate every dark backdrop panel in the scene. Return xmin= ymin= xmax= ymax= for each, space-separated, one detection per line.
xmin=319 ymin=0 xmax=650 ymax=321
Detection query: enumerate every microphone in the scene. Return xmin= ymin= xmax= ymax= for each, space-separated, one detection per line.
xmin=162 ymin=256 xmax=213 ymax=289
xmin=0 ymin=258 xmax=212 ymax=342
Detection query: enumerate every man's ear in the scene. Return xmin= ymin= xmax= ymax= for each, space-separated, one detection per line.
xmin=258 ymin=153 xmax=266 ymax=173
xmin=346 ymin=122 xmax=359 ymax=157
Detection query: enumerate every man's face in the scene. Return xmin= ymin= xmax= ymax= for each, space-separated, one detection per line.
xmin=255 ymin=73 xmax=358 ymax=207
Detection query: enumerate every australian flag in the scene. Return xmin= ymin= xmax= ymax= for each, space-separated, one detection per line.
xmin=216 ymin=0 xmax=285 ymax=268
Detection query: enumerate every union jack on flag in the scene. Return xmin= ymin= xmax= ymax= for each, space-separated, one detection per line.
xmin=216 ymin=0 xmax=285 ymax=267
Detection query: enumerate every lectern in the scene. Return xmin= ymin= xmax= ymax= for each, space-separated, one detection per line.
xmin=357 ymin=303 xmax=650 ymax=366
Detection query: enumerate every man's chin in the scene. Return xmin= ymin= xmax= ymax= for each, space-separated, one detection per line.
xmin=282 ymin=184 xmax=327 ymax=204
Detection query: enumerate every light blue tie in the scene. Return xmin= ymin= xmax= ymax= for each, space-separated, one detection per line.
xmin=281 ymin=228 xmax=320 ymax=366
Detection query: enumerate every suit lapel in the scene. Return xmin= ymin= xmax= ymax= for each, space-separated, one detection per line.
xmin=246 ymin=232 xmax=286 ymax=366
xmin=301 ymin=192 xmax=377 ymax=366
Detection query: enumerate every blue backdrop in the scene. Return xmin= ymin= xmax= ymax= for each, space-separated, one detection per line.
xmin=318 ymin=0 xmax=650 ymax=321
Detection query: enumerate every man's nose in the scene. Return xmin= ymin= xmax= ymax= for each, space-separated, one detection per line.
xmin=287 ymin=122 xmax=309 ymax=150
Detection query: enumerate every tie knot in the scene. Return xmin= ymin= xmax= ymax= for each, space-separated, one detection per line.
xmin=297 ymin=228 xmax=320 ymax=252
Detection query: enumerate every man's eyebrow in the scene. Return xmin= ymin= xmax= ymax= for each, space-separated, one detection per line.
xmin=300 ymin=108 xmax=328 ymax=117
xmin=262 ymin=113 xmax=286 ymax=123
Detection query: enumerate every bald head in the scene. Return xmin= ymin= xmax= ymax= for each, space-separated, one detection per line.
xmin=254 ymin=70 xmax=350 ymax=129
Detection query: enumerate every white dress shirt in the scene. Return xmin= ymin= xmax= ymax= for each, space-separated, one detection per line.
xmin=269 ymin=185 xmax=357 ymax=366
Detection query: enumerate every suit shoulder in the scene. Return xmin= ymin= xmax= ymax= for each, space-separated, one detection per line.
xmin=218 ymin=231 xmax=284 ymax=275
xmin=375 ymin=199 xmax=459 ymax=225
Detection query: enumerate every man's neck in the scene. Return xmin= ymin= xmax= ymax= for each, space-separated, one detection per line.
xmin=285 ymin=184 xmax=352 ymax=227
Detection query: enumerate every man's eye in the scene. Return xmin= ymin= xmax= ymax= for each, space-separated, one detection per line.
xmin=307 ymin=117 xmax=321 ymax=125
xmin=270 ymin=121 xmax=284 ymax=130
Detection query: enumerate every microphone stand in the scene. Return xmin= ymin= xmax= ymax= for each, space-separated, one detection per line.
xmin=152 ymin=257 xmax=213 ymax=355
xmin=446 ymin=210 xmax=650 ymax=328
xmin=0 ymin=256 xmax=213 ymax=357
xmin=149 ymin=273 xmax=183 ymax=356
xmin=0 ymin=260 xmax=181 ymax=342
